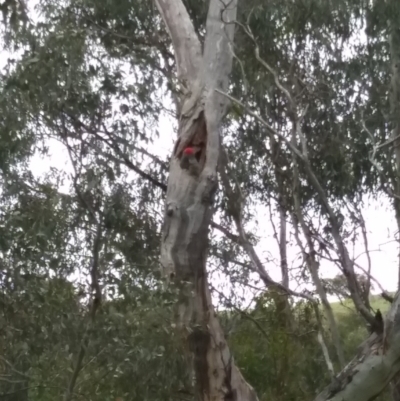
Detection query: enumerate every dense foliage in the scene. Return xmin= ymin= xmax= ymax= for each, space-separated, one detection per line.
xmin=0 ymin=0 xmax=399 ymax=400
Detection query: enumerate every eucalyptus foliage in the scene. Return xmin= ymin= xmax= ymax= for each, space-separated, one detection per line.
xmin=0 ymin=0 xmax=398 ymax=400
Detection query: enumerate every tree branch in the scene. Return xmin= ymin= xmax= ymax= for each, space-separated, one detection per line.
xmin=64 ymin=216 xmax=103 ymax=401
xmin=215 ymin=87 xmax=375 ymax=328
xmin=314 ymin=290 xmax=400 ymax=401
xmin=155 ymin=0 xmax=202 ymax=83
xmin=219 ymin=148 xmax=314 ymax=303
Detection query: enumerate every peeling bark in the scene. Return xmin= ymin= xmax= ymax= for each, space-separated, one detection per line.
xmin=157 ymin=0 xmax=258 ymax=400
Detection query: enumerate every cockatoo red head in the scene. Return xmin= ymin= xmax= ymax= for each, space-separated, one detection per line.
xmin=183 ymin=147 xmax=195 ymax=156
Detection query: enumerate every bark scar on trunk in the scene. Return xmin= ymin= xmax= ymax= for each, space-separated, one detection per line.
xmin=188 ymin=327 xmax=212 ymax=396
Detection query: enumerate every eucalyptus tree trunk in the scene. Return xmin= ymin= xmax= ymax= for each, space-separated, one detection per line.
xmin=388 ymin=13 xmax=400 ymax=401
xmin=156 ymin=0 xmax=258 ymax=400
xmin=388 ymin=15 xmax=400 ymax=289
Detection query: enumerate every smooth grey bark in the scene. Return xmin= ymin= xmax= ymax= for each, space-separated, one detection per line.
xmin=156 ymin=0 xmax=258 ymax=400
xmin=278 ymin=207 xmax=289 ymax=288
xmin=275 ymin=204 xmax=296 ymax=330
xmin=291 ymin=139 xmax=345 ymax=368
xmin=315 ymin=290 xmax=400 ymax=401
xmin=271 ymin=135 xmax=290 ymax=290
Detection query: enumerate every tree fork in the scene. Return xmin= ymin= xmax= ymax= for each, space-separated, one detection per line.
xmin=156 ymin=0 xmax=258 ymax=400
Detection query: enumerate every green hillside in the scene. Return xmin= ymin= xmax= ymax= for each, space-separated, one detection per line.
xmin=330 ymin=294 xmax=393 ymax=318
